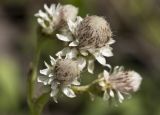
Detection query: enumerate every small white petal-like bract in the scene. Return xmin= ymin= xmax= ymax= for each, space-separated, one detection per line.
xmin=56 ymin=47 xmax=70 ymax=58
xmin=72 ymin=78 xmax=80 ymax=85
xmin=50 ymin=83 xmax=59 ymax=97
xmin=62 ymin=87 xmax=76 ymax=98
xmin=100 ymin=46 xmax=113 ymax=57
xmin=37 ymin=76 xmax=52 ymax=85
xmin=117 ymin=91 xmax=124 ymax=103
xmin=94 ymin=53 xmax=107 ymax=66
xmin=87 ymin=59 xmax=94 ymax=74
xmin=40 ymin=69 xmax=48 ymax=76
xmin=56 ymin=34 xmax=73 ymax=42
xmin=103 ymin=90 xmax=110 ymax=101
xmin=69 ymin=40 xmax=79 ymax=46
xmin=77 ymin=57 xmax=86 ymax=71
xmin=80 ymin=50 xmax=88 ymax=56
xmin=65 ymin=48 xmax=78 ymax=59
xmin=109 ymin=90 xmax=115 ymax=97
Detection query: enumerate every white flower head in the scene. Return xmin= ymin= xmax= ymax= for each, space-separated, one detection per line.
xmin=98 ymin=66 xmax=142 ymax=103
xmin=56 ymin=15 xmax=115 ymax=73
xmin=76 ymin=15 xmax=113 ymax=49
xmin=35 ymin=3 xmax=78 ymax=34
xmin=35 ymin=4 xmax=62 ymax=34
xmin=38 ymin=56 xmax=81 ymax=102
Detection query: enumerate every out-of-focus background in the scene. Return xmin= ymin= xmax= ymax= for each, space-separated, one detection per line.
xmin=0 ymin=0 xmax=160 ymax=115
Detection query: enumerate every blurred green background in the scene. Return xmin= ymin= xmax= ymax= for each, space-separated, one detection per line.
xmin=0 ymin=0 xmax=160 ymax=115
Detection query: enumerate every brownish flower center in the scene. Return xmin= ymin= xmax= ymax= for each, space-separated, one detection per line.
xmin=54 ymin=59 xmax=80 ymax=85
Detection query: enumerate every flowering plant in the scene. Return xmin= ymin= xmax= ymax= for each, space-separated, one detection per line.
xmin=27 ymin=3 xmax=142 ymax=115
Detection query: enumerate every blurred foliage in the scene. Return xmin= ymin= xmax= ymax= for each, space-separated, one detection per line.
xmin=0 ymin=57 xmax=20 ymax=112
xmin=0 ymin=0 xmax=26 ymax=5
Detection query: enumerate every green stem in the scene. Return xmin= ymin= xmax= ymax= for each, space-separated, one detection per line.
xmin=27 ymin=36 xmax=45 ymax=115
xmin=27 ymin=28 xmax=59 ymax=115
xmin=72 ymin=78 xmax=104 ymax=92
xmin=32 ymin=91 xmax=50 ymax=115
xmin=27 ymin=44 xmax=41 ymax=114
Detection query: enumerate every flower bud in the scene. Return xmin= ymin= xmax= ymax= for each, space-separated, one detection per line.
xmin=98 ymin=67 xmax=142 ymax=103
xmin=76 ymin=15 xmax=112 ymax=50
xmin=54 ymin=59 xmax=80 ymax=85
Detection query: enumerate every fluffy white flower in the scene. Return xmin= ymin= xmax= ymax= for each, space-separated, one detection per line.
xmin=38 ymin=56 xmax=81 ymax=102
xmin=98 ymin=66 xmax=142 ymax=103
xmin=35 ymin=3 xmax=78 ymax=34
xmin=56 ymin=16 xmax=115 ymax=73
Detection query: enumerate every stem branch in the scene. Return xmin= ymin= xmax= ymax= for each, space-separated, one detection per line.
xmin=72 ymin=78 xmax=104 ymax=92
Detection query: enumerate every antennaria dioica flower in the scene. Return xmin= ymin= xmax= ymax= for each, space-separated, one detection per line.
xmin=27 ymin=2 xmax=143 ymax=115
xmin=35 ymin=3 xmax=78 ymax=34
xmin=98 ymin=66 xmax=142 ymax=103
xmin=38 ymin=56 xmax=81 ymax=102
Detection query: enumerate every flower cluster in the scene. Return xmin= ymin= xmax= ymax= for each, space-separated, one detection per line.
xmin=36 ymin=3 xmax=142 ymax=103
